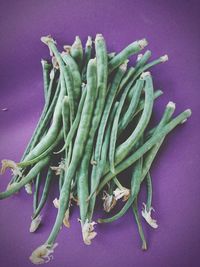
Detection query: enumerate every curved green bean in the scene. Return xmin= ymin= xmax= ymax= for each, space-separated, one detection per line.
xmin=97 ymin=108 xmax=191 ymax=194
xmin=108 ymin=38 xmax=148 ymax=73
xmin=32 ymin=168 xmax=54 ymax=219
xmin=0 ymin=156 xmax=50 ymax=200
xmin=132 ymin=198 xmax=147 ymax=250
xmin=109 ymin=72 xmax=154 ymax=173
xmin=61 ymin=52 xmax=81 ymax=104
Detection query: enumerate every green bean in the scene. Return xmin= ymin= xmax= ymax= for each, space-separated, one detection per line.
xmin=0 ymin=156 xmax=50 ymax=200
xmin=127 ymin=55 xmax=168 ymax=101
xmin=54 ymin=87 xmax=86 ymax=154
xmin=90 ymin=34 xmax=108 ymax=139
xmin=108 ymin=38 xmax=148 ymax=73
xmin=32 ymin=168 xmax=54 ymax=219
xmin=59 ymin=168 xmax=65 ymax=192
xmin=62 ymin=96 xmax=71 ymax=166
xmin=98 ymin=145 xmax=143 ymax=223
xmin=97 ymin=108 xmax=191 ymax=194
xmin=61 ymin=52 xmax=81 ymax=105
xmin=33 ymin=172 xmax=43 ymax=213
xmin=135 ymin=50 xmax=151 ymax=71
xmin=62 ymin=96 xmax=70 ymax=142
xmin=22 ymin=74 xmax=65 ymax=162
xmin=109 ymin=72 xmax=154 ymax=173
xmin=132 ymin=198 xmax=147 ymax=250
xmin=41 ymin=59 xmax=52 ymax=101
xmin=130 ymin=89 xmax=163 ymax=120
xmin=41 ymin=36 xmax=75 ymax=123
xmin=18 ymin=130 xmax=63 ymax=168
xmin=89 ymin=76 xmax=137 ymax=196
xmin=45 ymin=58 xmax=97 ymax=245
xmin=16 ymin=72 xmax=59 ymax=166
xmin=87 ymin=102 xmax=119 ymax=221
xmin=99 ymin=100 xmax=176 ymax=224
xmin=116 ymin=67 xmax=135 ymax=96
xmin=77 ymin=148 xmax=90 ymax=227
xmin=94 ymin=61 xmax=127 ymax=163
xmin=82 ymin=36 xmax=92 ymax=82
xmin=145 ymin=172 xmax=152 ymax=212
xmin=70 ymin=36 xmax=83 ymax=71
xmin=118 ymin=78 xmax=144 ymax=135
xmin=102 ymin=100 xmax=176 ymax=185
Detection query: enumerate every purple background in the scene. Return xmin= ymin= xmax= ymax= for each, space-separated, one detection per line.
xmin=0 ymin=0 xmax=199 ymax=266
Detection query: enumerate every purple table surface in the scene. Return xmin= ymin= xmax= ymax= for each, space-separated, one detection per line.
xmin=0 ymin=0 xmax=200 ymax=266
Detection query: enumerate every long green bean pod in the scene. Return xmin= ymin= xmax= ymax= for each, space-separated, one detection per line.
xmin=145 ymin=172 xmax=152 ymax=212
xmin=82 ymin=36 xmax=92 ymax=82
xmin=109 ymin=72 xmax=154 ymax=173
xmin=70 ymin=36 xmax=83 ymax=71
xmin=61 ymin=52 xmax=81 ymax=105
xmin=22 ymin=73 xmax=65 ymax=162
xmin=41 ymin=59 xmax=52 ymax=101
xmin=127 ymin=55 xmax=168 ymax=101
xmin=135 ymin=50 xmax=151 ymax=71
xmin=98 ymin=141 xmax=143 ymax=223
xmin=0 ymin=156 xmax=50 ymax=200
xmin=32 ymin=168 xmax=54 ymax=220
xmin=118 ymin=78 xmax=144 ymax=135
xmin=18 ymin=130 xmax=63 ymax=167
xmin=108 ymin=38 xmax=148 ymax=73
xmin=116 ymin=67 xmax=135 ymax=96
xmin=43 ymin=58 xmax=97 ymax=246
xmin=87 ymin=102 xmax=119 ymax=221
xmin=54 ymin=87 xmax=87 ymax=154
xmin=16 ymin=71 xmax=59 ymax=165
xmin=97 ymin=108 xmax=191 ymax=194
xmin=41 ymin=36 xmax=75 ymax=123
xmin=33 ymin=172 xmax=42 ymax=213
xmin=88 ymin=34 xmax=108 ymax=142
xmin=132 ymin=198 xmax=147 ymax=250
xmin=94 ymin=61 xmax=127 ymax=163
xmin=98 ymin=102 xmax=176 ymax=223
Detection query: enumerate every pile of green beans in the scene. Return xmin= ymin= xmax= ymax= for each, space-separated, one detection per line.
xmin=0 ymin=34 xmax=191 ymax=264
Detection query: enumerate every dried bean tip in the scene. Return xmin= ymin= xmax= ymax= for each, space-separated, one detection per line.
xmin=160 ymin=54 xmax=169 ymax=62
xmin=52 ymin=56 xmax=59 ymax=69
xmin=137 ymin=54 xmax=143 ymax=61
xmin=120 ymin=60 xmax=129 ymax=71
xmin=185 ymin=108 xmax=192 ymax=116
xmin=86 ymin=36 xmax=92 ymax=47
xmin=63 ymin=45 xmax=71 ymax=53
xmin=25 ymin=183 xmax=32 ymax=195
xmin=29 ymin=215 xmax=42 ymax=233
xmin=181 ymin=109 xmax=192 ymax=124
xmin=73 ymin=36 xmax=82 ymax=48
xmin=41 ymin=59 xmax=48 ymax=65
xmin=49 ymin=69 xmax=55 ymax=80
xmin=140 ymin=71 xmax=151 ymax=79
xmin=142 ymin=243 xmax=148 ymax=251
xmin=90 ymin=58 xmax=97 ymax=64
xmin=138 ymin=38 xmax=148 ymax=49
xmin=41 ymin=35 xmax=56 ymax=45
xmin=167 ymin=101 xmax=176 ymax=109
xmin=29 ymin=243 xmax=58 ymax=264
xmin=95 ymin=34 xmax=104 ymax=41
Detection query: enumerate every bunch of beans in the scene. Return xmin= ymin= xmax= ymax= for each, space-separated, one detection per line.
xmin=0 ymin=34 xmax=191 ymax=264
